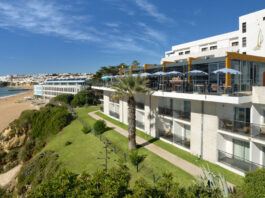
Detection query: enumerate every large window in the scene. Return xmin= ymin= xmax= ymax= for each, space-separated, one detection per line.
xmin=232 ymin=41 xmax=239 ymax=47
xmin=233 ymin=139 xmax=249 ymax=161
xmin=234 ymin=107 xmax=250 ymax=123
xmin=242 ymin=37 xmax=247 ymax=47
xmin=242 ymin=22 xmax=247 ymax=33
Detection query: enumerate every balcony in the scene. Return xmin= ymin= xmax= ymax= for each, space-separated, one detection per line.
xmin=136 ymin=102 xmax=145 ymax=110
xmin=251 ymin=123 xmax=265 ymax=141
xmin=174 ymin=110 xmax=191 ymax=121
xmin=158 ymin=107 xmax=173 ymax=117
xmin=173 ymin=135 xmax=190 ymax=149
xmin=136 ymin=120 xmax=145 ymax=130
xmin=218 ymin=150 xmax=264 ymax=173
xmin=218 ymin=119 xmax=251 ymax=136
xmin=109 ymin=110 xmax=119 ymax=119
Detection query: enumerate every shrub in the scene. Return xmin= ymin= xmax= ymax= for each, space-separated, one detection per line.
xmin=19 ymin=138 xmax=36 ymax=162
xmin=51 ymin=94 xmax=74 ymax=105
xmin=93 ymin=120 xmax=107 ymax=135
xmin=71 ymin=90 xmax=99 ymax=107
xmin=82 ymin=125 xmax=92 ymax=134
xmin=65 ymin=141 xmax=72 ymax=146
xmin=17 ymin=151 xmax=61 ymax=196
xmin=240 ymin=168 xmax=265 ymax=198
xmin=129 ymin=150 xmax=146 ymax=172
xmin=0 ymin=187 xmax=11 ymax=198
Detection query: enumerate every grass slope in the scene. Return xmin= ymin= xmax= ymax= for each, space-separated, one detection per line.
xmin=96 ymin=111 xmax=243 ymax=186
xmin=44 ymin=106 xmax=194 ymax=186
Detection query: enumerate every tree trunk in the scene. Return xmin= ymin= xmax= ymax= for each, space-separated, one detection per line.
xmin=128 ymin=96 xmax=137 ymax=150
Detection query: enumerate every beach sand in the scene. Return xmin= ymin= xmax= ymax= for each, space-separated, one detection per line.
xmin=0 ymin=91 xmax=35 ymax=132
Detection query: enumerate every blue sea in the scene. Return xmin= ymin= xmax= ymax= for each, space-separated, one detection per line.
xmin=0 ymin=87 xmax=28 ymax=98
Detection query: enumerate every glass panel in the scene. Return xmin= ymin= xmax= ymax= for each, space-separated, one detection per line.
xmin=233 ymin=139 xmax=250 ymax=161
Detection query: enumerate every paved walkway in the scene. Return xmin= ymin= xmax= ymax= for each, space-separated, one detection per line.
xmin=0 ymin=165 xmax=22 ymax=187
xmin=89 ymin=111 xmax=204 ymax=178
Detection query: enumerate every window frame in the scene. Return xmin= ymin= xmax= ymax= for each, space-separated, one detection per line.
xmin=242 ymin=37 xmax=247 ymax=47
xmin=242 ymin=22 xmax=247 ymax=33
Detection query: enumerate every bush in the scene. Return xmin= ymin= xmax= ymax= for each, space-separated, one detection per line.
xmin=82 ymin=125 xmax=92 ymax=134
xmin=65 ymin=141 xmax=72 ymax=146
xmin=17 ymin=151 xmax=61 ymax=196
xmin=0 ymin=187 xmax=11 ymax=198
xmin=19 ymin=138 xmax=36 ymax=162
xmin=93 ymin=120 xmax=107 ymax=135
xmin=71 ymin=90 xmax=99 ymax=107
xmin=239 ymin=168 xmax=265 ymax=198
xmin=129 ymin=150 xmax=146 ymax=172
xmin=51 ymin=94 xmax=74 ymax=105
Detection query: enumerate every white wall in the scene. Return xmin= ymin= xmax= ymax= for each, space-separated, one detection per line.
xmin=103 ymin=91 xmax=110 ymax=115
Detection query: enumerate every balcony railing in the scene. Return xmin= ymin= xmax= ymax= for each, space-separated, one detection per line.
xmin=136 ymin=120 xmax=145 ymax=130
xmin=109 ymin=110 xmax=119 ymax=119
xmin=219 ymin=119 xmax=251 ymax=136
xmin=136 ymin=102 xmax=145 ymax=110
xmin=218 ymin=150 xmax=264 ymax=172
xmin=174 ymin=110 xmax=191 ymax=121
xmin=93 ymin=79 xmax=253 ymax=97
xmin=173 ymin=135 xmax=190 ymax=149
xmin=158 ymin=107 xmax=173 ymax=117
xmin=251 ymin=123 xmax=265 ymax=140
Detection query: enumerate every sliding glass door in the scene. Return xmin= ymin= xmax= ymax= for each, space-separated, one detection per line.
xmin=233 ymin=139 xmax=250 ymax=161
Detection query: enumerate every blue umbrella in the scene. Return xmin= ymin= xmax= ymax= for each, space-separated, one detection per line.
xmin=212 ymin=68 xmax=241 ymax=75
xmin=186 ymin=70 xmax=208 ymax=76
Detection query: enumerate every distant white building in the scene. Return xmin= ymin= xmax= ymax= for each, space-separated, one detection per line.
xmin=34 ymin=78 xmax=89 ymax=99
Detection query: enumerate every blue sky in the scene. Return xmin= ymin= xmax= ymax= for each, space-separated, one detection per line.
xmin=0 ymin=0 xmax=264 ymax=75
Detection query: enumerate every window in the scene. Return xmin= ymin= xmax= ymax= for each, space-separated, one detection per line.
xmin=242 ymin=37 xmax=247 ymax=47
xmin=179 ymin=52 xmax=183 ymax=55
xmin=242 ymin=52 xmax=247 ymax=55
xmin=185 ymin=50 xmax=190 ymax=55
xmin=231 ymin=41 xmax=239 ymax=46
xmin=242 ymin=22 xmax=247 ymax=33
xmin=263 ymin=17 xmax=265 ymax=21
xmin=201 ymin=47 xmax=208 ymax=52
xmin=233 ymin=139 xmax=250 ymax=161
xmin=210 ymin=46 xmax=217 ymax=50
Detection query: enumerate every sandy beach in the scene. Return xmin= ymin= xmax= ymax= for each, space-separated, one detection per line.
xmin=0 ymin=91 xmax=35 ymax=132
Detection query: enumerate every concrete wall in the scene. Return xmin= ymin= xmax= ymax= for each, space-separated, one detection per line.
xmin=103 ymin=91 xmax=110 ymax=115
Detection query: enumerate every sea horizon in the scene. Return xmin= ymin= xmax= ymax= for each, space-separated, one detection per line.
xmin=0 ymin=87 xmax=29 ymax=98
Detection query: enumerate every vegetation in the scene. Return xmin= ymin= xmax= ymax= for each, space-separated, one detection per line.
xmin=17 ymin=151 xmax=61 ymax=196
xmin=129 ymin=150 xmax=146 ymax=172
xmin=92 ymin=63 xmax=129 ymax=80
xmin=95 ymin=111 xmax=243 ymax=186
xmin=51 ymin=94 xmax=74 ymax=105
xmin=71 ymin=90 xmax=100 ymax=107
xmin=112 ymin=75 xmax=150 ymax=150
xmin=82 ymin=124 xmax=92 ymax=134
xmin=236 ymin=168 xmax=265 ymax=198
xmin=93 ymin=120 xmax=107 ymax=135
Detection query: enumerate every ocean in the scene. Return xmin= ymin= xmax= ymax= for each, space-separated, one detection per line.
xmin=0 ymin=87 xmax=28 ymax=98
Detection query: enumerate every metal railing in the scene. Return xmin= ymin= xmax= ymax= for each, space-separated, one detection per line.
xmin=93 ymin=79 xmax=254 ymax=97
xmin=173 ymin=135 xmax=190 ymax=149
xmin=109 ymin=110 xmax=119 ymax=119
xmin=219 ymin=119 xmax=251 ymax=136
xmin=174 ymin=110 xmax=191 ymax=121
xmin=218 ymin=150 xmax=264 ymax=172
xmin=251 ymin=123 xmax=265 ymax=140
xmin=136 ymin=120 xmax=145 ymax=130
xmin=158 ymin=107 xmax=173 ymax=117
xmin=136 ymin=102 xmax=145 ymax=110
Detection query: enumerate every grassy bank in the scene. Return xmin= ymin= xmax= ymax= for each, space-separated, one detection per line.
xmin=44 ymin=106 xmax=194 ymax=186
xmin=96 ymin=111 xmax=243 ymax=186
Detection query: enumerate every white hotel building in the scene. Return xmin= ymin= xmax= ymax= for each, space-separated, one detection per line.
xmin=93 ymin=9 xmax=265 ymax=175
xmin=34 ymin=78 xmax=88 ymax=99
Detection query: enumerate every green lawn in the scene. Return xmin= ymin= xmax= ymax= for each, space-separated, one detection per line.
xmin=44 ymin=106 xmax=194 ymax=186
xmin=96 ymin=111 xmax=243 ymax=186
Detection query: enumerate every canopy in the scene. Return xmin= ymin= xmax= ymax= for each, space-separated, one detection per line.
xmin=186 ymin=70 xmax=208 ymax=76
xmin=166 ymin=71 xmax=183 ymax=76
xmin=101 ymin=76 xmax=112 ymax=80
xmin=152 ymin=71 xmax=166 ymax=76
xmin=212 ymin=68 xmax=241 ymax=75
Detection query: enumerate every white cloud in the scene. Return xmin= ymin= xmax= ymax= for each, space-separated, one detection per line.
xmin=134 ymin=0 xmax=172 ymax=23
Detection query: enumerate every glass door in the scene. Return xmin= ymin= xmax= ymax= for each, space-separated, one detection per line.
xmin=233 ymin=139 xmax=250 ymax=161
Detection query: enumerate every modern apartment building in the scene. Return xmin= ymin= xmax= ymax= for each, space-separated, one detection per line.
xmin=34 ymin=78 xmax=88 ymax=99
xmin=92 ymin=9 xmax=265 ymax=175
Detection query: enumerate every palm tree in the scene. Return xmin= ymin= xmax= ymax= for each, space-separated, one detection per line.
xmin=112 ymin=75 xmax=150 ymax=150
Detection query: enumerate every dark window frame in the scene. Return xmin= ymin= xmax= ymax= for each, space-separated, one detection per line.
xmin=242 ymin=22 xmax=247 ymax=33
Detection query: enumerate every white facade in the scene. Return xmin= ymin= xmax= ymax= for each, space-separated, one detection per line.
xmin=162 ymin=9 xmax=265 ymax=63
xmin=34 ymin=78 xmax=88 ymax=99
xmin=93 ymin=9 xmax=265 ymax=176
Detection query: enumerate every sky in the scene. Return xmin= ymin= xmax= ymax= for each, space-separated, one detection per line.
xmin=0 ymin=0 xmax=264 ymax=75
